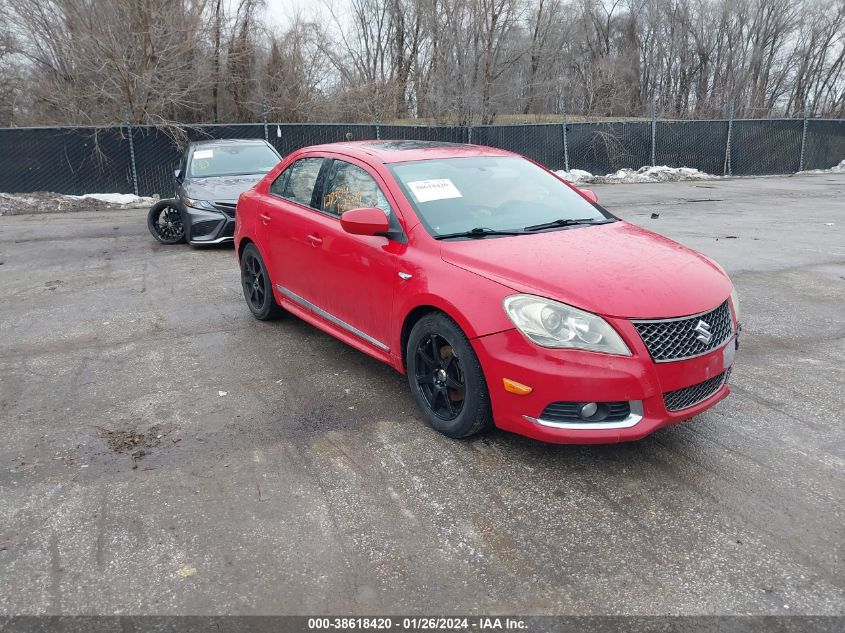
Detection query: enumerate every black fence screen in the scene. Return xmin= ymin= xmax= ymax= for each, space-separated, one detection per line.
xmin=731 ymin=119 xmax=804 ymax=176
xmin=802 ymin=119 xmax=845 ymax=171
xmin=568 ymin=121 xmax=653 ymax=174
xmin=0 ymin=119 xmax=842 ymax=197
xmin=654 ymin=120 xmax=729 ymax=175
xmin=0 ymin=127 xmax=132 ymax=195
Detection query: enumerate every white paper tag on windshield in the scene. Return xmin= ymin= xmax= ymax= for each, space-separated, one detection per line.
xmin=406 ymin=179 xmax=462 ymax=203
xmin=193 ymin=149 xmax=214 ymax=159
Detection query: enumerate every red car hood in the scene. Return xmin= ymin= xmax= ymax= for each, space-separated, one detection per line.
xmin=439 ymin=221 xmax=732 ymax=319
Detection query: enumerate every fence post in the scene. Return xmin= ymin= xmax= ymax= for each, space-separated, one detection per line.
xmin=561 ymin=101 xmax=570 ymax=172
xmin=650 ymin=98 xmax=657 ymax=167
xmin=799 ymin=103 xmax=809 ymax=172
xmin=467 ymin=124 xmax=473 ymax=145
xmin=724 ymin=102 xmax=734 ymax=176
xmin=123 ymin=104 xmax=139 ymax=197
xmin=262 ymin=97 xmax=269 ymax=142
xmin=376 ymin=122 xmax=381 ymax=141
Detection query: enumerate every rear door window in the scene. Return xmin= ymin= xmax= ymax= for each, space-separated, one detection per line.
xmin=278 ymin=157 xmax=325 ymax=208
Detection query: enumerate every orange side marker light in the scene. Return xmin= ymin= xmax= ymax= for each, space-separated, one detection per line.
xmin=503 ymin=378 xmax=533 ymax=395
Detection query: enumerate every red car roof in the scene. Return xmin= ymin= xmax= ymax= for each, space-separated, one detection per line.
xmin=299 ymin=140 xmax=518 ymax=164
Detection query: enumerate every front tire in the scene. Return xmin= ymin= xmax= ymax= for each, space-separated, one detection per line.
xmin=240 ymin=244 xmax=284 ymax=320
xmin=406 ymin=313 xmax=493 ymax=438
xmin=147 ymin=199 xmax=186 ymax=244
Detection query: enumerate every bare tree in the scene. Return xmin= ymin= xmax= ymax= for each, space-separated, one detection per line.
xmin=1 ymin=0 xmax=843 ymax=125
xmin=0 ymin=14 xmax=17 ymax=125
xmin=263 ymin=18 xmax=330 ymax=122
xmin=225 ymin=0 xmax=264 ymax=121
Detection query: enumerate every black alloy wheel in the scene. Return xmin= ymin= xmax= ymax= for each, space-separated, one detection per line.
xmin=147 ymin=200 xmax=186 ymax=244
xmin=406 ymin=313 xmax=493 ymax=438
xmin=242 ymin=252 xmax=266 ymax=309
xmin=240 ymin=244 xmax=284 ymax=320
xmin=414 ymin=332 xmax=466 ymax=421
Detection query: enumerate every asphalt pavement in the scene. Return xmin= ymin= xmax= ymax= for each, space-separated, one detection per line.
xmin=0 ymin=173 xmax=843 ymax=615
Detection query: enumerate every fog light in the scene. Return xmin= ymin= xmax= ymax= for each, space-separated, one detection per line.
xmin=580 ymin=402 xmax=598 ymax=418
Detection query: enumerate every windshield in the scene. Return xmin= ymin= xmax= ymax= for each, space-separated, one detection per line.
xmin=188 ymin=144 xmax=279 ymax=178
xmin=389 ymin=156 xmax=611 ymax=237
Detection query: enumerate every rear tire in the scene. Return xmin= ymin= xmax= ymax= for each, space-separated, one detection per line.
xmin=406 ymin=312 xmax=493 ymax=438
xmin=147 ymin=199 xmax=186 ymax=244
xmin=240 ymin=244 xmax=284 ymax=320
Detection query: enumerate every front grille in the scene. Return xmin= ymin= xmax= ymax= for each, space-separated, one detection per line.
xmin=663 ymin=369 xmax=731 ymax=412
xmin=633 ymin=301 xmax=733 ymax=362
xmin=213 ymin=201 xmax=237 ymax=218
xmin=540 ymin=401 xmax=631 ymax=424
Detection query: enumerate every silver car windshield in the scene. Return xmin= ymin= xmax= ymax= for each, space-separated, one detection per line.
xmin=189 ymin=144 xmax=279 ymax=178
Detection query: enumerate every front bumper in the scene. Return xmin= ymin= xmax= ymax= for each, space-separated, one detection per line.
xmin=471 ymin=320 xmax=736 ymax=444
xmin=183 ymin=204 xmax=235 ymax=244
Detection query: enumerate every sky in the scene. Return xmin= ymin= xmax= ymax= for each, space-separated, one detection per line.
xmin=260 ymin=0 xmax=349 ymax=29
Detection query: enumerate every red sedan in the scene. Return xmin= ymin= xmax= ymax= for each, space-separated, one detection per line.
xmin=234 ymin=141 xmax=740 ymax=444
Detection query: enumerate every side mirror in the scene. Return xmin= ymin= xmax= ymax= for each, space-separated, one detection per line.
xmin=340 ymin=207 xmax=390 ymax=236
xmin=578 ymin=188 xmax=598 ymax=204
xmin=174 ymin=169 xmax=183 ymax=181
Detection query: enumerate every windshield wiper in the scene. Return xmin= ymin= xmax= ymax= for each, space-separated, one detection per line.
xmin=434 ymin=227 xmax=525 ymax=240
xmin=524 ymin=217 xmax=614 ymax=232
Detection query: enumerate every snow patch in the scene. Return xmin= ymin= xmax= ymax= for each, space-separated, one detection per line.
xmin=0 ymin=191 xmax=158 ymax=216
xmin=554 ymin=169 xmax=594 ymax=184
xmin=557 ymin=165 xmax=717 ymax=184
xmin=797 ymin=159 xmax=845 ymax=175
xmin=67 ymin=193 xmax=156 ymax=205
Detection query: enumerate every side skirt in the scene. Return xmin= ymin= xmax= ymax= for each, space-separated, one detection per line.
xmin=275 ymin=285 xmax=399 ymax=370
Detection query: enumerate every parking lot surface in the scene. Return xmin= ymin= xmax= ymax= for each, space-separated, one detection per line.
xmin=0 ymin=174 xmax=843 ymax=615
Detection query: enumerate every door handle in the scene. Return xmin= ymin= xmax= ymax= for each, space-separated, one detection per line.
xmin=259 ymin=213 xmax=271 ymax=224
xmin=307 ymin=234 xmax=323 ymax=247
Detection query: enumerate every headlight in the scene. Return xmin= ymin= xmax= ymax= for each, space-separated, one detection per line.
xmin=503 ymin=294 xmax=631 ymax=355
xmin=182 ymin=197 xmax=217 ymax=211
xmin=730 ymin=287 xmax=741 ymax=325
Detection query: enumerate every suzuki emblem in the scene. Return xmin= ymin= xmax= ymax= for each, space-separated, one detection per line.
xmin=694 ymin=319 xmax=713 ymax=344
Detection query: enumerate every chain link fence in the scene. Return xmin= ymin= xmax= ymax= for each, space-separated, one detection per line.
xmin=0 ymin=117 xmax=843 ymax=197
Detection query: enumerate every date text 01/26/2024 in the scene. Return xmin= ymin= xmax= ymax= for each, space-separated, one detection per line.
xmin=307 ymin=617 xmax=528 ymax=630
